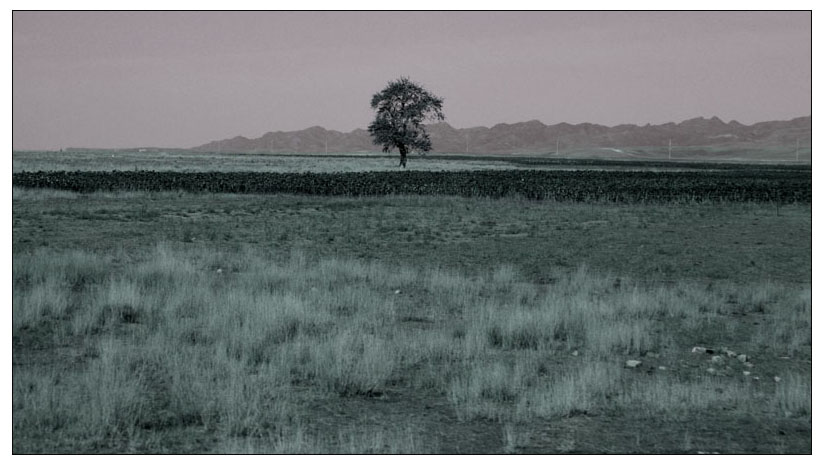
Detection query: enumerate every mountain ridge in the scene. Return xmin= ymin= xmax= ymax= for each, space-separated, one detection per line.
xmin=191 ymin=116 xmax=812 ymax=155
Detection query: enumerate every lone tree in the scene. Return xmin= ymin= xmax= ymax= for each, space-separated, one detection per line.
xmin=368 ymin=77 xmax=445 ymax=168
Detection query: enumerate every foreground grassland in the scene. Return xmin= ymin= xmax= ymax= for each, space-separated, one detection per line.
xmin=12 ymin=190 xmax=811 ymax=453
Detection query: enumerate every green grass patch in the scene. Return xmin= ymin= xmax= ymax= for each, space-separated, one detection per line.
xmin=13 ymin=243 xmax=811 ymax=453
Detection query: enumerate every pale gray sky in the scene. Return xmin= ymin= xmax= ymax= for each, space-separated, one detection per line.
xmin=12 ymin=11 xmax=811 ymax=150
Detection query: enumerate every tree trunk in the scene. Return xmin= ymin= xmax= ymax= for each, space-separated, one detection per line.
xmin=399 ymin=145 xmax=408 ymax=168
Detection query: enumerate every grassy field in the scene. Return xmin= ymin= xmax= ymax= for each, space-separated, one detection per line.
xmin=12 ymin=147 xmax=811 ymax=173
xmin=13 ymin=151 xmax=527 ymax=173
xmin=11 ymin=185 xmax=811 ymax=453
xmin=554 ymin=144 xmax=811 ymax=163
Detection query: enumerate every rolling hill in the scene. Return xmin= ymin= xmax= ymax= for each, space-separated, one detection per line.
xmin=191 ymin=116 xmax=811 ymax=156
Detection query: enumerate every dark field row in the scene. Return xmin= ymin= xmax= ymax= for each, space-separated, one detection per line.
xmin=12 ymin=169 xmax=811 ymax=203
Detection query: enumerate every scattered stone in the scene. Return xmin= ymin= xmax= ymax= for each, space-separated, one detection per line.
xmin=394 ymin=289 xmax=402 ymax=295
xmin=645 ymin=351 xmax=660 ymax=358
xmin=706 ymin=368 xmax=716 ymax=374
xmin=779 ymin=356 xmax=791 ymax=360
xmin=710 ymin=355 xmax=724 ymax=364
xmin=571 ymin=350 xmax=579 ymax=357
xmin=625 ymin=360 xmax=642 ymax=368
xmin=774 ymin=376 xmax=781 ymax=383
xmin=691 ymin=346 xmax=709 ymax=353
xmin=658 ymin=366 xmax=667 ymax=371
xmin=753 ymin=376 xmax=760 ymax=381
xmin=216 ymin=268 xmax=222 ymax=274
xmin=743 ymin=371 xmax=751 ymax=376
xmin=724 ymin=349 xmax=737 ymax=357
xmin=737 ymin=354 xmax=749 ymax=363
xmin=743 ymin=362 xmax=754 ymax=368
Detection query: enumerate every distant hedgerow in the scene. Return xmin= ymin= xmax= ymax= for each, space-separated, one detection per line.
xmin=11 ymin=169 xmax=811 ymax=203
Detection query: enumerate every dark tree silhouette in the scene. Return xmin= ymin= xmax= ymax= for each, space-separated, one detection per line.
xmin=368 ymin=77 xmax=445 ymax=168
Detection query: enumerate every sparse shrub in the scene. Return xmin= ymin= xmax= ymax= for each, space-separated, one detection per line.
xmin=13 ymin=278 xmax=72 ymax=331
xmin=516 ymin=362 xmax=622 ymax=419
xmin=449 ymin=361 xmax=527 ymax=420
xmin=619 ymin=375 xmax=756 ymax=417
xmin=773 ymin=373 xmax=811 ymax=419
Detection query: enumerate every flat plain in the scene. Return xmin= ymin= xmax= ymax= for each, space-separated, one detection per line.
xmin=12 ymin=151 xmax=811 ymax=453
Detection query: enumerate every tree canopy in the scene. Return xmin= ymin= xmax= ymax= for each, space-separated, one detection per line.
xmin=368 ymin=77 xmax=445 ymax=168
